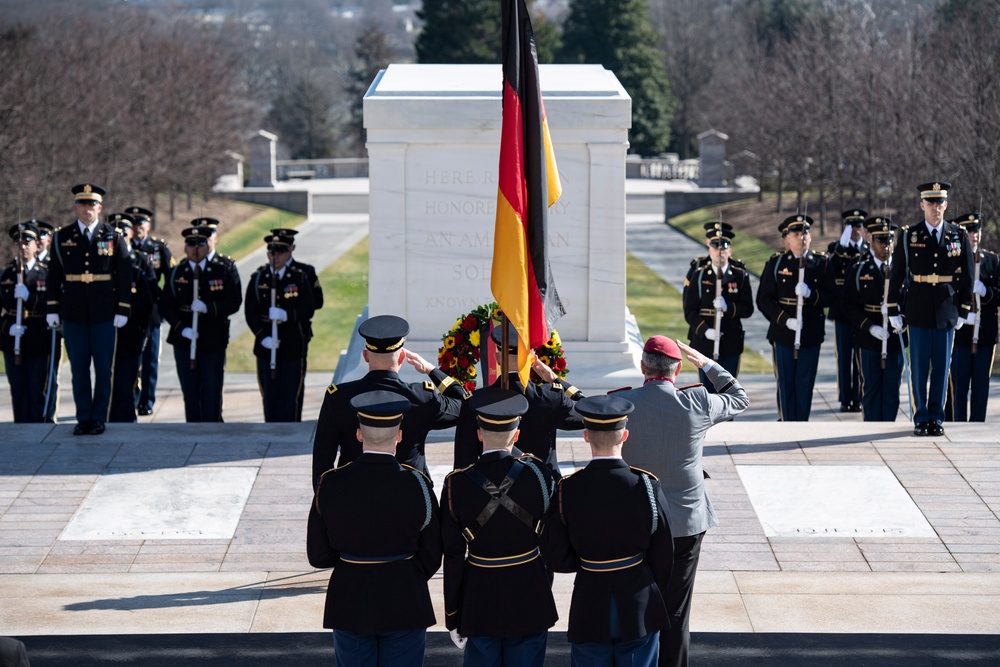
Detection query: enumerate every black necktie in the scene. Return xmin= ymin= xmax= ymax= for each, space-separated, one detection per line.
xmin=85 ymin=228 xmax=91 ymax=242
xmin=930 ymin=228 xmax=937 ymax=244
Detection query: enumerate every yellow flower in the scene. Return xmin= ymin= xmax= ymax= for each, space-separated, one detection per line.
xmin=551 ymin=330 xmax=561 ymax=346
xmin=468 ymin=366 xmax=477 ymax=377
xmin=470 ymin=330 xmax=480 ymax=346
xmin=444 ymin=336 xmax=456 ymax=349
xmin=454 ymin=317 xmax=463 ymax=329
xmin=539 ymin=355 xmax=551 ymax=365
xmin=449 ymin=356 xmax=459 ymax=368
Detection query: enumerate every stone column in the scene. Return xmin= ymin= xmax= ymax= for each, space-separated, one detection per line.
xmin=697 ymin=129 xmax=729 ymax=188
xmin=247 ymin=130 xmax=278 ymax=187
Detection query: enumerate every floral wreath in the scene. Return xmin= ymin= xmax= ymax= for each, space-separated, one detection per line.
xmin=437 ymin=301 xmax=569 ymax=392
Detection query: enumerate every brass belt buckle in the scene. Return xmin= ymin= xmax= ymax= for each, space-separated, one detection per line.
xmin=81 ymin=273 xmax=93 ymax=284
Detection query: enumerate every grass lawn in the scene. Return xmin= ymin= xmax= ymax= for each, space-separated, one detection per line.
xmin=626 ymin=253 xmax=771 ymax=374
xmin=226 ymin=238 xmax=369 ymax=373
xmin=668 ymin=206 xmax=777 ymax=277
xmin=215 ymin=209 xmax=307 ymax=262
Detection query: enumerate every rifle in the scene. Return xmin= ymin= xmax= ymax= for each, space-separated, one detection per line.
xmin=972 ymin=223 xmax=982 ymax=354
xmin=190 ymin=263 xmax=200 ymax=370
xmin=269 ymin=254 xmax=279 ymax=379
xmin=794 ymin=254 xmax=804 ymax=359
xmin=881 ymin=230 xmax=893 ymax=369
xmin=713 ymin=255 xmax=722 ymax=360
xmin=13 ymin=223 xmax=24 ymax=365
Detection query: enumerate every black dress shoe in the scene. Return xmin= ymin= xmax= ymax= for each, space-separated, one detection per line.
xmin=73 ymin=421 xmax=91 ymax=436
xmin=928 ymin=422 xmax=944 ymax=437
xmin=913 ymin=422 xmax=929 ymax=437
xmin=138 ymin=405 xmax=153 ymax=416
xmin=840 ymin=404 xmax=851 ymax=413
xmin=89 ymin=422 xmax=106 ymax=435
xmin=849 ymin=402 xmax=863 ymax=413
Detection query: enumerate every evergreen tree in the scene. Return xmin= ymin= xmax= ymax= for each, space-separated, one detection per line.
xmin=266 ymin=77 xmax=335 ymax=160
xmin=343 ymin=20 xmax=395 ymax=155
xmin=559 ymin=0 xmax=673 ymax=156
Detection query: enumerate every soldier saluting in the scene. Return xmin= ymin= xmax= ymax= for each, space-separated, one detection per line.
xmin=244 ymin=230 xmax=316 ymax=422
xmin=827 ymin=209 xmax=870 ymax=412
xmin=159 ymin=226 xmax=242 ymax=422
xmin=45 ymin=184 xmax=132 ymax=435
xmin=682 ymin=221 xmax=754 ymax=389
xmin=887 ymin=182 xmax=974 ymax=437
xmin=1 ymin=222 xmax=51 ymax=422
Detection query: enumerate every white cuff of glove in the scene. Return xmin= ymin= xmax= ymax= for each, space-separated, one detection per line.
xmin=889 ymin=316 xmax=903 ymax=331
xmin=704 ymin=328 xmax=718 ymax=341
xmin=191 ymin=299 xmax=208 ymax=314
xmin=449 ymin=629 xmax=467 ymax=650
xmin=9 ymin=324 xmax=26 ymax=337
xmin=269 ymin=306 xmax=288 ymax=322
xmin=46 ymin=314 xmax=60 ymax=329
xmin=13 ymin=284 xmax=29 ymax=300
xmin=839 ymin=225 xmax=853 ymax=247
xmin=113 ymin=314 xmax=128 ymax=328
xmin=955 ymin=319 xmax=965 ymax=330
xmin=794 ymin=282 xmax=811 ymax=298
xmin=712 ymin=296 xmax=727 ymax=312
xmin=966 ymin=311 xmax=977 ymax=325
xmin=785 ymin=318 xmax=800 ymax=332
xmin=181 ymin=327 xmax=195 ymax=340
xmin=261 ymin=336 xmax=278 ymax=350
xmin=973 ymin=280 xmax=987 ymax=297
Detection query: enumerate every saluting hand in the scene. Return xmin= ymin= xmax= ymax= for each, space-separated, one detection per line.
xmin=531 ymin=357 xmax=558 ymax=383
xmin=676 ymin=340 xmax=710 ymax=369
xmin=404 ymin=349 xmax=435 ymax=374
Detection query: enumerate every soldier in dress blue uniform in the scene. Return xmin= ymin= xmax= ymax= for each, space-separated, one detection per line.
xmin=244 ymin=230 xmax=316 ymax=422
xmin=107 ymin=214 xmax=157 ymax=423
xmin=159 ymin=226 xmax=243 ymax=422
xmin=32 ymin=220 xmax=61 ymax=422
xmin=946 ymin=213 xmax=998 ymax=422
xmin=313 ymin=315 xmax=469 ymax=487
xmin=453 ymin=323 xmax=585 ymax=476
xmin=888 ymin=182 xmax=974 ymax=436
xmin=1 ymin=223 xmax=52 ymax=422
xmin=756 ymin=215 xmax=835 ymax=421
xmin=545 ymin=395 xmax=673 ymax=667
xmin=682 ymin=221 xmax=754 ymax=390
xmin=828 ymin=209 xmax=870 ymax=412
xmin=441 ymin=388 xmax=557 ymax=666
xmin=189 ymin=216 xmax=242 ymax=311
xmin=843 ymin=217 xmax=906 ymax=421
xmin=307 ymin=391 xmax=442 ymax=667
xmin=126 ymin=205 xmax=172 ymax=416
xmin=269 ymin=227 xmax=323 ymax=421
xmin=45 ymin=184 xmax=133 ymax=435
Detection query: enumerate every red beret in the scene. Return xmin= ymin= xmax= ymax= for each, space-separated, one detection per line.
xmin=643 ymin=335 xmax=682 ymax=360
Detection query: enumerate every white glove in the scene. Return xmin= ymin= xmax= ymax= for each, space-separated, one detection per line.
xmin=973 ymin=280 xmax=987 ymax=297
xmin=181 ymin=327 xmax=195 ymax=340
xmin=46 ymin=314 xmax=60 ymax=329
xmin=705 ymin=328 xmax=718 ymax=341
xmin=260 ymin=336 xmax=278 ymax=350
xmin=839 ymin=224 xmax=853 ymax=247
xmin=955 ymin=319 xmax=965 ymax=330
xmin=191 ymin=298 xmax=208 ymax=314
xmin=880 ymin=303 xmax=888 ymax=316
xmin=13 ymin=283 xmax=29 ymax=300
xmin=785 ymin=318 xmax=800 ymax=332
xmin=965 ymin=311 xmax=976 ymax=325
xmin=869 ymin=325 xmax=890 ymax=341
xmin=794 ymin=282 xmax=812 ymax=298
xmin=889 ymin=315 xmax=904 ymax=332
xmin=712 ymin=296 xmax=728 ymax=312
xmin=9 ymin=324 xmax=26 ymax=337
xmin=269 ymin=306 xmax=288 ymax=322
xmin=449 ymin=629 xmax=467 ymax=650
xmin=113 ymin=314 xmax=128 ymax=328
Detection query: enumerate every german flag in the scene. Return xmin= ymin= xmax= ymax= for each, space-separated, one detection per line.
xmin=492 ymin=0 xmax=564 ymax=386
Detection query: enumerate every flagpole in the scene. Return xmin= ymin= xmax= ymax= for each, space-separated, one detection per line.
xmin=500 ymin=313 xmax=510 ymax=390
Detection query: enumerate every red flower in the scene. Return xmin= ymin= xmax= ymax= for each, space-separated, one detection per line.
xmin=454 ymin=332 xmax=464 ymax=345
xmin=553 ymin=357 xmax=567 ymax=371
xmin=441 ymin=351 xmax=453 ymax=364
xmin=463 ymin=315 xmax=478 ymax=331
xmin=464 ymin=381 xmax=477 ymax=393
xmin=458 ymin=356 xmax=470 ymax=368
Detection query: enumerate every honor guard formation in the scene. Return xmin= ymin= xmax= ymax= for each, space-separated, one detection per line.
xmin=3 ymin=179 xmax=999 ymax=665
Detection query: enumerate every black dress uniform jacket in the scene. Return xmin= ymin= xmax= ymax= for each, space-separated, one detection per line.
xmin=682 ymin=257 xmax=754 ymax=357
xmin=453 ymin=373 xmax=584 ymax=474
xmin=826 ymin=239 xmax=870 ymax=321
xmin=307 ymin=452 xmax=441 ymax=633
xmin=116 ymin=249 xmax=157 ymax=359
xmin=0 ymin=260 xmax=49 ymax=357
xmin=757 ymin=250 xmax=834 ymax=347
xmin=441 ymin=450 xmax=557 ymax=637
xmin=843 ymin=255 xmax=906 ymax=353
xmin=545 ymin=458 xmax=673 ymax=644
xmin=46 ymin=221 xmax=132 ymax=322
xmin=289 ymin=258 xmax=323 ymax=342
xmin=159 ymin=256 xmax=243 ymax=353
xmin=135 ymin=235 xmax=172 ymax=325
xmin=887 ymin=222 xmax=974 ymax=328
xmin=957 ymin=249 xmax=999 ymax=347
xmin=244 ymin=263 xmax=316 ymax=360
xmin=313 ymin=369 xmax=466 ymax=485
